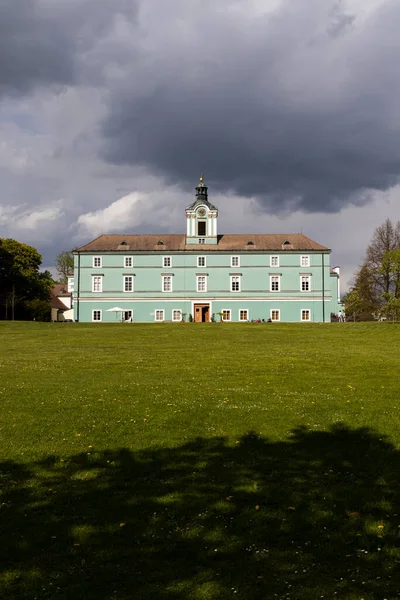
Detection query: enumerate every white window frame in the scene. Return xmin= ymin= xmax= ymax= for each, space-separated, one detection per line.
xmin=162 ymin=275 xmax=173 ymax=292
xmin=172 ymin=309 xmax=182 ymax=322
xmin=270 ymin=309 xmax=280 ymax=322
xmin=230 ymin=275 xmax=241 ymax=292
xmin=92 ymin=276 xmax=103 ymax=293
xmin=124 ymin=310 xmax=133 ymax=322
xmin=124 ymin=256 xmax=133 ymax=268
xmin=231 ymin=256 xmax=240 ymax=268
xmin=196 ymin=275 xmax=207 ymax=292
xmin=93 ymin=256 xmax=102 ymax=268
xmin=155 ymin=309 xmax=165 ymax=322
xmin=300 ymin=256 xmax=310 ymax=268
xmin=197 ymin=256 xmax=206 ymax=267
xmin=270 ymin=275 xmax=280 ymax=292
xmin=270 ymin=256 xmax=279 ymax=267
xmin=123 ymin=276 xmax=134 ymax=292
xmin=92 ymin=309 xmax=102 ymax=322
xmin=198 ymin=238 xmax=206 ymax=244
xmin=301 ymin=309 xmax=311 ymax=322
xmin=239 ymin=309 xmax=249 ymax=322
xmin=163 ymin=256 xmax=172 ymax=268
xmin=222 ymin=309 xmax=231 ymax=322
xmin=301 ymin=275 xmax=311 ymax=292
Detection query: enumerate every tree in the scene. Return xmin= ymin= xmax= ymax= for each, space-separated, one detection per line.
xmin=365 ymin=218 xmax=400 ymax=297
xmin=343 ymin=264 xmax=377 ymax=321
xmin=55 ymin=251 xmax=74 ymax=284
xmin=349 ymin=219 xmax=400 ymax=320
xmin=0 ymin=238 xmax=53 ymax=320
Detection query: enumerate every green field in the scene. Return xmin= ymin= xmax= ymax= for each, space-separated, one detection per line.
xmin=1 ymin=322 xmax=400 ymax=599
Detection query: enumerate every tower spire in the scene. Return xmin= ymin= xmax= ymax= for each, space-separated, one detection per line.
xmin=195 ymin=172 xmax=208 ymax=200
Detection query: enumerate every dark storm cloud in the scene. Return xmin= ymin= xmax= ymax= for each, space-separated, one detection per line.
xmin=101 ymin=0 xmax=400 ymax=213
xmin=0 ymin=0 xmax=136 ymax=96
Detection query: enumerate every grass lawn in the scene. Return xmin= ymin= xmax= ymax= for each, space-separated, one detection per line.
xmin=1 ymin=321 xmax=400 ymax=599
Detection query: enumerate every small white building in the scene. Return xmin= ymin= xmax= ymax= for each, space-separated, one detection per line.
xmin=51 ymin=284 xmax=74 ymax=322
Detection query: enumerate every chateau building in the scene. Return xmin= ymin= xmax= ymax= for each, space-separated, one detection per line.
xmin=73 ymin=176 xmax=341 ymax=323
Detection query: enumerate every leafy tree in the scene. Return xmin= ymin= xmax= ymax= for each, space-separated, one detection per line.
xmin=55 ymin=250 xmax=74 ymax=284
xmin=343 ymin=264 xmax=377 ymax=321
xmin=0 ymin=238 xmax=53 ymax=320
xmin=349 ymin=219 xmax=400 ymax=320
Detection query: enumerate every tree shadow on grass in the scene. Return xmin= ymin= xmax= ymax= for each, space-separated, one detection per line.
xmin=1 ymin=425 xmax=400 ymax=599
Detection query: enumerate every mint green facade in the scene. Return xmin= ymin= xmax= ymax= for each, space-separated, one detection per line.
xmin=73 ymin=178 xmax=341 ymax=323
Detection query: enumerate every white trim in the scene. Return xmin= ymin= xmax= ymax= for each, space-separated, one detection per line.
xmin=300 ymin=275 xmax=311 ymax=292
xmin=269 ymin=275 xmax=280 ymax=292
xmin=124 ymin=256 xmax=133 ymax=268
xmin=230 ymin=275 xmax=241 ymax=292
xmin=270 ymin=308 xmax=280 ymax=322
xmin=93 ymin=256 xmax=102 ymax=268
xmin=162 ymin=275 xmax=173 ymax=292
xmin=77 ymin=296 xmax=332 ymax=303
xmin=92 ymin=275 xmax=103 ymax=293
xmin=163 ymin=256 xmax=172 ymax=268
xmin=191 ymin=300 xmax=213 ymax=319
xmin=123 ymin=275 xmax=134 ymax=292
xmin=301 ymin=308 xmax=311 ymax=322
xmin=172 ymin=309 xmax=182 ymax=322
xmin=222 ymin=309 xmax=231 ymax=322
xmin=155 ymin=309 xmax=165 ymax=322
xmin=239 ymin=309 xmax=249 ymax=322
xmin=197 ymin=256 xmax=206 ymax=267
xmin=92 ymin=309 xmax=102 ymax=322
xmin=300 ymin=255 xmax=310 ymax=268
xmin=270 ymin=256 xmax=279 ymax=267
xmin=231 ymin=256 xmax=240 ymax=268
xmin=196 ymin=275 xmax=207 ymax=292
xmin=123 ymin=310 xmax=133 ymax=322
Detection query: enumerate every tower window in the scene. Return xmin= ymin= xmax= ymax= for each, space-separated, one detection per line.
xmin=197 ymin=221 xmax=206 ymax=236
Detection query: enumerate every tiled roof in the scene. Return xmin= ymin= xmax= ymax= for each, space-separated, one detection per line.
xmin=51 ymin=294 xmax=69 ymax=310
xmin=75 ymin=233 xmax=329 ymax=252
xmin=52 ymin=284 xmax=71 ymax=297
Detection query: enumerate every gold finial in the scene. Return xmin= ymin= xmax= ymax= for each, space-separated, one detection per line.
xmin=199 ymin=172 xmax=204 ymax=183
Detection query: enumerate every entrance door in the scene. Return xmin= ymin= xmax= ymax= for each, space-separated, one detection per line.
xmin=194 ymin=304 xmax=210 ymax=322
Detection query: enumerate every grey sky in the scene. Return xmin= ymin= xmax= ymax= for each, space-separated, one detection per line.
xmin=0 ymin=0 xmax=399 ymax=290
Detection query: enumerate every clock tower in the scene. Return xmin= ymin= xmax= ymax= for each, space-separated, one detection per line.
xmin=185 ymin=174 xmax=218 ymax=245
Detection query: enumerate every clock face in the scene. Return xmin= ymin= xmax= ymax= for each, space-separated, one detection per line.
xmin=197 ymin=208 xmax=206 ymax=217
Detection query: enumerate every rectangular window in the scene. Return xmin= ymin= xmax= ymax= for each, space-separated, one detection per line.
xmin=163 ymin=256 xmax=171 ymax=268
xmin=197 ymin=221 xmax=206 ymax=236
xmin=231 ymin=276 xmax=241 ymax=292
xmin=92 ymin=276 xmax=102 ymax=293
xmin=93 ymin=256 xmax=102 ymax=268
xmin=172 ymin=309 xmax=182 ymax=322
xmin=270 ymin=309 xmax=280 ymax=322
xmin=301 ymin=309 xmax=311 ymax=321
xmin=198 ymin=256 xmax=206 ymax=267
xmin=222 ymin=309 xmax=231 ymax=322
xmin=155 ymin=310 xmax=165 ymax=322
xmin=198 ymin=238 xmax=206 ymax=244
xmin=162 ymin=275 xmax=172 ymax=292
xmin=270 ymin=275 xmax=280 ymax=292
xmin=301 ymin=276 xmax=311 ymax=291
xmin=124 ymin=256 xmax=133 ymax=268
xmin=231 ymin=256 xmax=240 ymax=267
xmin=92 ymin=310 xmax=102 ymax=322
xmin=124 ymin=310 xmax=133 ymax=322
xmin=239 ymin=309 xmax=248 ymax=322
xmin=197 ymin=275 xmax=207 ymax=292
xmin=301 ymin=256 xmax=310 ymax=268
xmin=270 ymin=256 xmax=279 ymax=267
xmin=124 ymin=276 xmax=133 ymax=292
